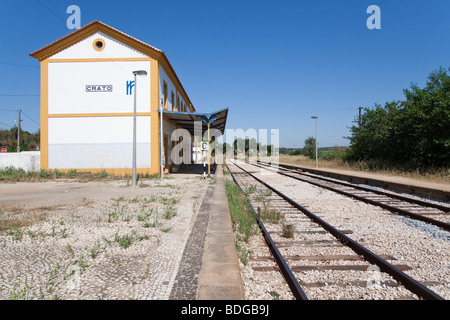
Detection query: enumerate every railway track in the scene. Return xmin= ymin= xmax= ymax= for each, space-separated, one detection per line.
xmin=249 ymin=159 xmax=450 ymax=232
xmin=226 ymin=159 xmax=445 ymax=300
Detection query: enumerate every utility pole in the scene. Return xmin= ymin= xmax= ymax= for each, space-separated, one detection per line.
xmin=358 ymin=106 xmax=362 ymax=162
xmin=17 ymin=108 xmax=22 ymax=153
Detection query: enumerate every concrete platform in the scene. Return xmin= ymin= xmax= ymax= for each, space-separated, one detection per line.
xmin=197 ymin=165 xmax=244 ymax=300
xmin=169 ymin=164 xmax=244 ymax=300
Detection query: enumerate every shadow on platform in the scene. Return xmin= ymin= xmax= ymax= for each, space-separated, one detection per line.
xmin=169 ymin=164 xmax=217 ymax=176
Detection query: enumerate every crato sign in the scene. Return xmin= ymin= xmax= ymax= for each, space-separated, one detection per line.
xmin=86 ymin=85 xmax=113 ymax=92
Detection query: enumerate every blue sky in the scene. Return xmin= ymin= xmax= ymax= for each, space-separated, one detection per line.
xmin=0 ymin=0 xmax=449 ymax=148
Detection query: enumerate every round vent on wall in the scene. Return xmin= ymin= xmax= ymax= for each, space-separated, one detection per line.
xmin=93 ymin=39 xmax=105 ymax=51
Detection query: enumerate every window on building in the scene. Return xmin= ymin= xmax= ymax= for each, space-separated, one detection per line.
xmin=171 ymin=91 xmax=175 ymax=111
xmin=163 ymin=81 xmax=168 ymax=110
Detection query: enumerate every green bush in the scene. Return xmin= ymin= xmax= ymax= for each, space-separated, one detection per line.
xmin=346 ymin=67 xmax=450 ymax=170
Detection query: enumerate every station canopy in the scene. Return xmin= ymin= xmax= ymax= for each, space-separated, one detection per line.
xmin=158 ymin=108 xmax=228 ymax=136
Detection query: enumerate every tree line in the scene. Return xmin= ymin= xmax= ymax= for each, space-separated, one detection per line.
xmin=280 ymin=67 xmax=449 ymax=172
xmin=346 ymin=67 xmax=449 ymax=169
xmin=0 ymin=127 xmax=40 ymax=152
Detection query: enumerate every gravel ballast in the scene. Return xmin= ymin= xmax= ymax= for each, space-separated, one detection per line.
xmin=230 ymin=161 xmax=450 ymax=300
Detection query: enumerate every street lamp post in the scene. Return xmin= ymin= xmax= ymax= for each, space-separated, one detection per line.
xmin=132 ymin=70 xmax=148 ymax=187
xmin=311 ymin=116 xmax=318 ymax=168
xmin=160 ymin=98 xmax=164 ymax=180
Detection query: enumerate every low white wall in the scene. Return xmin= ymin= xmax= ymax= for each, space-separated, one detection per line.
xmin=0 ymin=151 xmax=40 ymax=172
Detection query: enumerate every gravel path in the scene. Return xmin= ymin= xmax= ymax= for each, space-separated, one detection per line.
xmin=0 ymin=176 xmax=210 ymax=300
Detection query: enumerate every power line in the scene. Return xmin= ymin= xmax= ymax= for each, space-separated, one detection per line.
xmin=0 ymin=121 xmax=13 ymax=128
xmin=21 ymin=110 xmax=40 ymax=127
xmin=0 ymin=109 xmax=40 ymax=129
xmin=35 ymin=0 xmax=66 ymax=24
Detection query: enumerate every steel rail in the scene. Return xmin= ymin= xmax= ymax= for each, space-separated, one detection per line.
xmin=251 ymin=160 xmax=450 ymax=232
xmin=227 ymin=163 xmax=309 ymax=300
xmin=255 ymin=159 xmax=450 ymax=213
xmin=231 ymin=160 xmax=444 ymax=300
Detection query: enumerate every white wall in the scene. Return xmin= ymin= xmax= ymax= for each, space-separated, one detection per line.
xmin=48 ymin=116 xmax=151 ymax=169
xmin=47 ymin=34 xmax=153 ymax=170
xmin=52 ymin=32 xmax=149 ymax=60
xmin=0 ymin=152 xmax=40 ymax=172
xmin=48 ymin=60 xmax=151 ymax=115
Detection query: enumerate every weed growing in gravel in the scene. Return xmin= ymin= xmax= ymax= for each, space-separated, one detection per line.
xmin=89 ymin=241 xmax=101 ymax=259
xmin=258 ymin=205 xmax=283 ymax=224
xmin=225 ymin=180 xmax=259 ymax=242
xmin=161 ymin=226 xmax=172 ymax=233
xmin=225 ymin=179 xmax=259 ymax=265
xmin=74 ymin=254 xmax=89 ymax=271
xmin=121 ymin=214 xmax=133 ymax=222
xmin=115 ymin=233 xmax=134 ymax=249
xmin=152 ymin=208 xmax=160 ymax=227
xmin=164 ymin=205 xmax=177 ymax=220
xmin=235 ymin=234 xmax=253 ymax=266
xmin=158 ymin=197 xmax=178 ymax=206
xmin=105 ymin=231 xmax=151 ymax=249
xmin=60 ymin=228 xmax=68 ymax=238
xmin=282 ymin=222 xmax=295 ymax=238
xmin=107 ymin=204 xmax=129 ymax=223
xmin=8 ymin=227 xmax=23 ymax=242
xmin=245 ymin=185 xmax=257 ymax=195
xmin=67 ymin=245 xmax=75 ymax=258
xmin=254 ymin=189 xmax=272 ymax=202
xmin=8 ymin=281 xmax=31 ymax=300
xmin=136 ymin=234 xmax=150 ymax=241
xmin=137 ymin=208 xmax=153 ymax=222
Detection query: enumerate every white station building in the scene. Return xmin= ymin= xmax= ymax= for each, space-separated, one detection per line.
xmin=30 ymin=21 xmax=227 ymax=175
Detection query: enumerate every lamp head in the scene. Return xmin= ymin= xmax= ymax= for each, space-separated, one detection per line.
xmin=133 ymin=70 xmax=148 ymax=76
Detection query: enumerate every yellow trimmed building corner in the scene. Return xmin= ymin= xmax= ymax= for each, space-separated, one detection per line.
xmin=30 ymin=20 xmax=195 ymax=176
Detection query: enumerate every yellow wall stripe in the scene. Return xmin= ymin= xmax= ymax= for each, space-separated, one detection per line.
xmin=40 ymin=60 xmax=49 ymax=170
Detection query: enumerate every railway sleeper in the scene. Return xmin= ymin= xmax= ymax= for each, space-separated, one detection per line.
xmin=250 ymin=254 xmax=396 ymax=261
xmin=253 ymin=264 xmax=412 ymax=272
xmin=270 ymin=229 xmax=353 ymax=236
